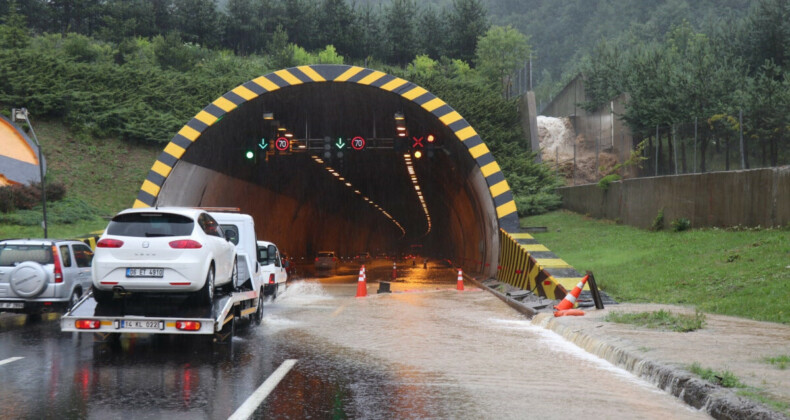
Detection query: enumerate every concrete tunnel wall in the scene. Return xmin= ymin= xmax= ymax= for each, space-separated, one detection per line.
xmin=135 ymin=65 xmax=520 ymax=277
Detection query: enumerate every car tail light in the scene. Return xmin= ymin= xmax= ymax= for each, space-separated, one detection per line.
xmin=51 ymin=245 xmax=63 ymax=283
xmin=315 ymin=257 xmax=319 ymax=262
xmin=75 ymin=320 xmax=101 ymax=329
xmin=169 ymin=240 xmax=202 ymax=249
xmin=269 ymin=274 xmax=275 ymax=284
xmin=175 ymin=321 xmax=201 ymax=331
xmin=97 ymin=238 xmax=124 ymax=248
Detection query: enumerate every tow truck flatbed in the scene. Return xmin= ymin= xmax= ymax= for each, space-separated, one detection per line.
xmin=61 ymin=289 xmax=260 ymax=338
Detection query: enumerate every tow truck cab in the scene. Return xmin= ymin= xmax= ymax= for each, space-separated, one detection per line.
xmin=209 ymin=211 xmax=263 ymax=294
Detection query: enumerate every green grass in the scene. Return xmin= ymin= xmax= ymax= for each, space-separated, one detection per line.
xmin=737 ymin=390 xmax=790 ymax=414
xmin=521 ymin=210 xmax=790 ymax=324
xmin=688 ymin=362 xmax=745 ymax=388
xmin=34 ymin=120 xmax=160 ymax=215
xmin=764 ymin=355 xmax=790 ymax=370
xmin=0 ymin=217 xmax=108 ymax=240
xmin=605 ymin=309 xmax=706 ymax=332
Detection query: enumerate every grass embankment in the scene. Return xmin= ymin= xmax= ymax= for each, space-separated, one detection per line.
xmin=0 ymin=120 xmax=160 ymax=239
xmin=521 ymin=210 xmax=790 ymax=324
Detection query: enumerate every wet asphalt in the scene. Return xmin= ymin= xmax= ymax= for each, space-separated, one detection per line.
xmin=0 ymin=260 xmax=709 ymax=419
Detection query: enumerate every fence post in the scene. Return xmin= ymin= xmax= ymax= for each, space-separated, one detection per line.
xmin=673 ymin=124 xmax=678 ymax=175
xmin=655 ymin=125 xmax=659 ymax=176
xmin=595 ymin=135 xmax=599 ymax=179
xmin=693 ymin=117 xmax=698 ymax=173
xmin=739 ymin=109 xmax=746 ymax=169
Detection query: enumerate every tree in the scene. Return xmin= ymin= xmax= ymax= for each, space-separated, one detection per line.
xmin=0 ymin=0 xmax=29 ymax=50
xmin=281 ymin=0 xmax=318 ymax=51
xmin=223 ymin=0 xmax=264 ymax=55
xmin=383 ymin=0 xmax=417 ymax=66
xmin=416 ymin=6 xmax=446 ymax=59
xmin=747 ymin=61 xmax=789 ymax=167
xmin=173 ymin=0 xmax=219 ymax=47
xmin=447 ymin=0 xmax=489 ymax=64
xmin=475 ymin=25 xmax=530 ymax=98
xmin=740 ymin=0 xmax=790 ymax=72
xmin=317 ymin=0 xmax=358 ymax=58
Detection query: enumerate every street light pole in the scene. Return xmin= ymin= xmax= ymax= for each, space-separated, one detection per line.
xmin=11 ymin=107 xmax=47 ymax=238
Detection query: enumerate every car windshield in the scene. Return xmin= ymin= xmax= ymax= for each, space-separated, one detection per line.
xmin=317 ymin=252 xmax=334 ymax=258
xmin=0 ymin=244 xmax=54 ymax=266
xmin=106 ymin=212 xmax=194 ymax=237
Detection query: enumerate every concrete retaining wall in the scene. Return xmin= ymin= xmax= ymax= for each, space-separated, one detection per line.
xmin=558 ymin=167 xmax=790 ymax=229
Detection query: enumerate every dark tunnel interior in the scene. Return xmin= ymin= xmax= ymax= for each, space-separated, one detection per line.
xmin=155 ymin=82 xmax=500 ymax=275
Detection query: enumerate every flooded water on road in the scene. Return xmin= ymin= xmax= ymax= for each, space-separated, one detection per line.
xmin=259 ymin=265 xmax=710 ymax=419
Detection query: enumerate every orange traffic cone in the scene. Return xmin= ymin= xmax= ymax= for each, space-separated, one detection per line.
xmin=554 ymin=309 xmax=585 ymax=317
xmin=356 ymin=265 xmax=367 ymax=298
xmin=553 ymin=274 xmax=589 ymax=311
xmin=456 ymin=269 xmax=464 ymax=291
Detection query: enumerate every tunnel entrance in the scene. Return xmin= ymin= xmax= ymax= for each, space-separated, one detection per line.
xmin=134 ymin=65 xmax=518 ymax=277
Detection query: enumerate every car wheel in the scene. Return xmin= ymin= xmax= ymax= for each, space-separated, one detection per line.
xmin=253 ymin=292 xmax=263 ymax=326
xmin=93 ymin=287 xmax=114 ymax=304
xmin=197 ymin=266 xmax=215 ymax=305
xmin=68 ymin=288 xmax=82 ymax=311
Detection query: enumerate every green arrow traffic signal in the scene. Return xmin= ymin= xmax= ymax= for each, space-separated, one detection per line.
xmin=335 ymin=138 xmax=346 ymax=149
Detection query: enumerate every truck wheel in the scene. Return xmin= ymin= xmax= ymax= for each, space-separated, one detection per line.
xmin=197 ymin=266 xmax=215 ymax=305
xmin=253 ymin=292 xmax=263 ymax=326
xmin=93 ymin=287 xmax=114 ymax=304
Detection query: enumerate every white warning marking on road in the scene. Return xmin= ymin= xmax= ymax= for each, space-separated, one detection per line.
xmin=0 ymin=357 xmax=23 ymax=366
xmin=228 ymin=359 xmax=298 ymax=420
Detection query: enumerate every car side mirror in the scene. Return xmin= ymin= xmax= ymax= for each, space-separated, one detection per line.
xmin=224 ymin=231 xmax=232 ymax=242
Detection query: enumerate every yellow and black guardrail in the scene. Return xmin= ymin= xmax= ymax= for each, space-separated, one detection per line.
xmin=497 ymin=229 xmax=588 ymax=300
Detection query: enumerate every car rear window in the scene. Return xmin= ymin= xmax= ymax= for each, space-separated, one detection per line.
xmin=317 ymin=252 xmax=335 ymax=258
xmin=0 ymin=244 xmax=54 ymax=266
xmin=106 ymin=213 xmax=195 ymax=237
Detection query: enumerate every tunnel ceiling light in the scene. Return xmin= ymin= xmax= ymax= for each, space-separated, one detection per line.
xmin=403 ymin=154 xmax=432 ymax=236
xmin=277 ymin=127 xmax=287 ymax=132
xmin=285 ymin=133 xmax=293 ymax=138
xmin=345 ymin=182 xmax=351 ymax=187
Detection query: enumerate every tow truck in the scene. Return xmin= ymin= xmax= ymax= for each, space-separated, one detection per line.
xmin=61 ymin=208 xmax=264 ymax=343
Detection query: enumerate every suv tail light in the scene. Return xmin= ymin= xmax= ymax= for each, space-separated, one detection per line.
xmin=269 ymin=274 xmax=275 ymax=284
xmin=169 ymin=240 xmax=202 ymax=249
xmin=97 ymin=238 xmax=124 ymax=248
xmin=51 ymin=245 xmax=63 ymax=283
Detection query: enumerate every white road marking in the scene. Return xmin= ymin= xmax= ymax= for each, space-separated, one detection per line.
xmin=228 ymin=359 xmax=298 ymax=420
xmin=0 ymin=357 xmax=23 ymax=366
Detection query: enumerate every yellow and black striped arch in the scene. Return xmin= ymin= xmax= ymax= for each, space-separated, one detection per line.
xmin=133 ymin=64 xmax=519 ymax=230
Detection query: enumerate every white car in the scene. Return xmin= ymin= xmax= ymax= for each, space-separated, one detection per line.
xmin=91 ymin=207 xmax=237 ymax=305
xmin=256 ymin=241 xmax=287 ymax=298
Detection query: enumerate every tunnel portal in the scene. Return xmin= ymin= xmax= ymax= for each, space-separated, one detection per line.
xmin=134 ymin=65 xmax=518 ymax=277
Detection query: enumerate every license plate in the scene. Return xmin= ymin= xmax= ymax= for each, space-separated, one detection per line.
xmin=121 ymin=320 xmax=162 ymax=330
xmin=126 ymin=268 xmax=164 ymax=278
xmin=0 ymin=302 xmax=23 ymax=309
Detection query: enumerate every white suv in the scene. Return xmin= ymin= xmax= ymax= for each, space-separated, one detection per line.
xmin=91 ymin=207 xmax=237 ymax=305
xmin=0 ymin=239 xmax=94 ymax=314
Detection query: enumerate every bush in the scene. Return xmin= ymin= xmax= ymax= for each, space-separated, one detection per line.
xmin=671 ymin=217 xmax=691 ymax=232
xmin=651 ymin=208 xmax=665 ymax=231
xmin=597 ymin=173 xmax=621 ymax=191
xmin=0 ymin=182 xmax=68 ymax=213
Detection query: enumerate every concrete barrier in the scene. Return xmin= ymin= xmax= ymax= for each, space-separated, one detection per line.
xmin=558 ymin=167 xmax=790 ymax=229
